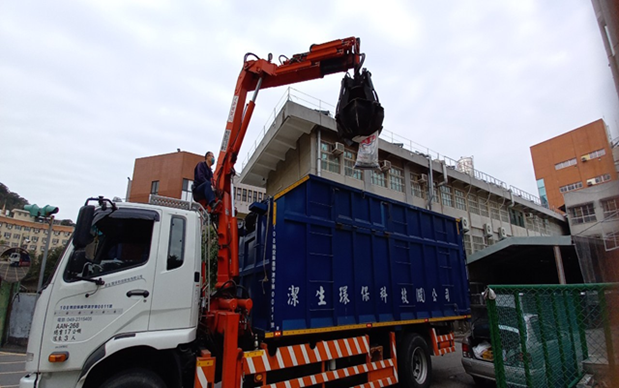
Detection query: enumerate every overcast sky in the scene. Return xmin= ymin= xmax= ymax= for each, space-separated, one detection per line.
xmin=1 ymin=0 xmax=617 ymax=220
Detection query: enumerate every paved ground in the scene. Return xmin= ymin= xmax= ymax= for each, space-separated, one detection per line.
xmin=0 ymin=342 xmax=481 ymax=388
xmin=0 ymin=261 xmax=30 ymax=283
xmin=431 ymin=342 xmax=480 ymax=387
xmin=0 ymin=350 xmax=26 ymax=388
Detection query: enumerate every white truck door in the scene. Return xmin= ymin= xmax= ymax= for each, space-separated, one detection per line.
xmin=35 ymin=208 xmax=161 ymax=374
xmin=148 ymin=211 xmax=202 ymax=330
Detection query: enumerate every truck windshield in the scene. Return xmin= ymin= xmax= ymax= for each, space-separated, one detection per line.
xmin=65 ymin=211 xmax=156 ymax=280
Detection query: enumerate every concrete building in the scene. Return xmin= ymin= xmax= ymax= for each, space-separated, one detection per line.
xmin=239 ymin=93 xmax=578 ymax=284
xmin=564 ymin=180 xmax=619 ymax=282
xmin=530 ymin=119 xmax=617 ymax=210
xmin=592 ymin=0 xmax=619 ymax=99
xmin=129 ymin=150 xmax=264 ymax=218
xmin=0 ymin=209 xmax=74 ymax=253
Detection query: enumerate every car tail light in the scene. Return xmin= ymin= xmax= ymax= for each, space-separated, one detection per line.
xmin=462 ymin=342 xmax=471 ymax=358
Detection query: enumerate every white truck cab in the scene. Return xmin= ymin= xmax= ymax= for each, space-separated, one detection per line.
xmin=22 ymin=197 xmax=205 ymax=388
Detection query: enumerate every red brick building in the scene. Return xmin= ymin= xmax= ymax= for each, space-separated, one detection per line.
xmin=129 ymin=151 xmax=203 ymax=204
xmin=530 ymin=119 xmax=617 ymax=210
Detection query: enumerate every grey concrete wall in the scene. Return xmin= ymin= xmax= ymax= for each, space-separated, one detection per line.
xmin=8 ymin=293 xmax=36 ymax=346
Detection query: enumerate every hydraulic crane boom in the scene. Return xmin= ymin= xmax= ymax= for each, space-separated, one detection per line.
xmin=207 ymin=37 xmax=384 ymax=388
xmin=213 ymin=37 xmax=362 ymax=287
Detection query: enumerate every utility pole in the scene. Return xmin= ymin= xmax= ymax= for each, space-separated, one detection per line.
xmin=37 ymin=215 xmax=55 ymax=293
xmin=23 ymin=204 xmax=59 ymax=293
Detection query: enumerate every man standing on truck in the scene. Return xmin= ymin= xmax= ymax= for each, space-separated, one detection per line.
xmin=193 ymin=151 xmax=219 ymax=210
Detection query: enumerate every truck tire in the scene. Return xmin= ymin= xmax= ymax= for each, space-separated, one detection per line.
xmin=398 ymin=333 xmax=432 ymax=388
xmin=99 ymin=368 xmax=166 ymax=388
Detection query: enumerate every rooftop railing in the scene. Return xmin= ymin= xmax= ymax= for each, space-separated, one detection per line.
xmin=241 ymin=87 xmax=549 ymax=211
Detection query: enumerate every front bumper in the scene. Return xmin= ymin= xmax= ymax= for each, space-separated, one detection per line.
xmin=19 ymin=373 xmax=37 ymax=388
xmin=461 ymin=356 xmax=496 ymax=381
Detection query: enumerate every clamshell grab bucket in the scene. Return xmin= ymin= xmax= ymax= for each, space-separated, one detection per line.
xmin=335 ymin=69 xmax=384 ymax=141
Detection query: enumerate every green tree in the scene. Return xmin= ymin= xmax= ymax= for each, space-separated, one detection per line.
xmin=23 ymin=246 xmax=65 ymax=285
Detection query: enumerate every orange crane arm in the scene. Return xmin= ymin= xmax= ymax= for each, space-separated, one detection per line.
xmin=212 ymin=37 xmax=362 ymax=287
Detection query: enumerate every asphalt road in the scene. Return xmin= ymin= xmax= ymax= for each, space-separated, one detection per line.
xmin=0 ymin=342 xmax=481 ymax=388
xmin=0 ymin=350 xmax=25 ymax=388
xmin=0 ymin=262 xmax=30 ymax=283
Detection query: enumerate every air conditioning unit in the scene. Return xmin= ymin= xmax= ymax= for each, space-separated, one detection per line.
xmin=581 ymin=155 xmax=590 ymax=162
xmin=331 ymin=142 xmax=344 ymax=156
xmin=418 ymin=173 xmax=428 ymax=183
xmin=380 ymin=160 xmax=392 ymax=172
xmin=525 ymin=212 xmax=534 ymax=218
xmin=461 ymin=217 xmax=470 ymax=233
xmin=498 ymin=226 xmax=507 ymax=239
xmin=586 ymin=179 xmax=595 ymax=186
xmin=484 ymin=223 xmax=493 ymax=237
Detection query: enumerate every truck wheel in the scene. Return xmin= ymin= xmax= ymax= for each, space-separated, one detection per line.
xmin=99 ymin=368 xmax=166 ymax=388
xmin=398 ymin=333 xmax=432 ymax=388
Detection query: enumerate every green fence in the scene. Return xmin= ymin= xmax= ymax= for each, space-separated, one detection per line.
xmin=486 ymin=284 xmax=618 ymax=388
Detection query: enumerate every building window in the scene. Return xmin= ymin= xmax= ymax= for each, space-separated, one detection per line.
xmin=439 ymin=186 xmax=453 ymax=207
xmin=389 ymin=167 xmax=405 ymax=192
xmin=509 ymin=208 xmax=525 ymax=228
xmin=454 ymin=189 xmax=467 ymax=211
xmin=602 ymin=197 xmax=618 ymax=220
xmin=320 ymin=142 xmax=340 ymax=173
xmin=150 ymin=180 xmax=160 ymax=195
xmin=479 ymin=199 xmax=489 ymax=217
xmin=431 ymin=186 xmax=439 ymax=203
xmin=500 ymin=208 xmax=510 ymax=222
xmin=590 ymin=174 xmax=611 ymax=185
xmin=32 ymin=236 xmax=39 ymax=242
xmin=15 ymin=225 xmax=22 ymax=231
xmin=371 ymin=170 xmax=387 ymax=188
xmin=258 ymin=192 xmax=263 ymax=201
xmin=468 ymin=195 xmax=479 ymax=215
xmin=472 ymin=236 xmax=486 ymax=252
xmin=30 ymin=245 xmax=36 ymax=251
xmin=537 ymin=178 xmax=548 ymax=207
xmin=605 ymin=232 xmax=619 ymax=250
xmin=52 ymin=238 xmax=59 ymax=244
xmin=559 ymin=181 xmax=583 ymax=193
xmin=344 ymin=150 xmax=362 ymax=180
xmin=489 ymin=201 xmax=500 ymax=220
xmin=181 ymin=179 xmax=193 ymax=201
xmin=24 ymin=227 xmax=30 ymax=232
xmin=463 ymin=235 xmax=472 ymax=256
xmin=6 ymin=224 xmax=12 ymax=230
xmin=3 ymin=232 xmax=10 ymax=239
xmin=13 ymin=233 xmax=20 ymax=239
xmin=554 ymin=158 xmax=577 ymax=170
xmin=584 ymin=149 xmax=606 ymax=160
xmin=167 ymin=216 xmax=185 ymax=270
xmin=236 ymin=188 xmax=242 ymax=202
xmin=242 ymin=189 xmax=247 ymax=202
xmin=569 ymin=203 xmax=596 ymax=224
xmin=253 ymin=191 xmax=258 ymax=202
xmin=62 ymin=239 xmax=68 ymax=245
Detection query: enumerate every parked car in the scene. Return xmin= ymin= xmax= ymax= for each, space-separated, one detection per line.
xmin=8 ymin=252 xmax=30 ymax=267
xmin=461 ymin=313 xmax=571 ymax=388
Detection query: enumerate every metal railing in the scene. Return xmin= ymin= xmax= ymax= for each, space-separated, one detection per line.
xmin=240 ymin=87 xmax=550 ymax=211
xmin=486 ymin=284 xmax=619 ymax=388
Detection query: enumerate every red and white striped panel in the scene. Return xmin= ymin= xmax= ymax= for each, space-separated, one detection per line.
xmin=431 ymin=329 xmax=456 ymax=356
xmin=389 ymin=331 xmax=398 ymax=382
xmin=243 ymin=335 xmax=370 ymax=375
xmin=263 ymin=358 xmax=396 ymax=388
xmin=352 ymin=377 xmax=397 ymax=388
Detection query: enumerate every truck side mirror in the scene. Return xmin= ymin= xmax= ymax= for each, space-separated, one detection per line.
xmin=73 ymin=205 xmax=95 ymax=249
